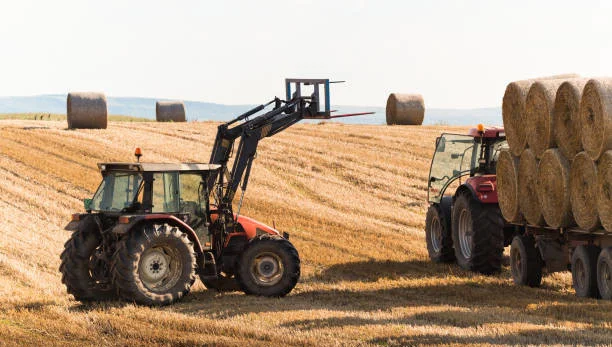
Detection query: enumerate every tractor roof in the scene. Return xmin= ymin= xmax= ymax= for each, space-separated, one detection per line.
xmin=467 ymin=126 xmax=505 ymax=139
xmin=97 ymin=162 xmax=221 ymax=173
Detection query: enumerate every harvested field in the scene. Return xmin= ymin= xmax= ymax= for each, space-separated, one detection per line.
xmin=0 ymin=119 xmax=610 ymax=346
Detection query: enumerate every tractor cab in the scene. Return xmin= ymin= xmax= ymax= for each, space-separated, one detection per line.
xmin=83 ymin=162 xmax=221 ymax=245
xmin=428 ymin=125 xmax=507 ymax=203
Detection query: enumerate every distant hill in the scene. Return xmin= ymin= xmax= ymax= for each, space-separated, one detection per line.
xmin=0 ymin=94 xmax=502 ymax=126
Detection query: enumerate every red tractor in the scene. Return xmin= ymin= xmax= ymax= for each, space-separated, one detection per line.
xmin=425 ymin=125 xmax=511 ymax=274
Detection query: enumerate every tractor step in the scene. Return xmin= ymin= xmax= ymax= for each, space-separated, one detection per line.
xmin=199 ymin=251 xmax=218 ymax=278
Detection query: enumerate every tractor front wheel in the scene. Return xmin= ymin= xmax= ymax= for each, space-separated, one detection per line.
xmin=425 ymin=200 xmax=455 ymax=263
xmin=111 ymin=223 xmax=197 ymax=305
xmin=236 ymin=235 xmax=300 ymax=297
xmin=451 ymin=192 xmax=504 ymax=275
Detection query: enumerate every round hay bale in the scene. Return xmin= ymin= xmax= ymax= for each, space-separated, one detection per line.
xmin=385 ymin=94 xmax=424 ymax=125
xmin=579 ymin=78 xmax=612 ymax=160
xmin=537 ymin=149 xmax=574 ymax=228
xmin=570 ymin=152 xmax=600 ymax=231
xmin=553 ymin=79 xmax=589 ymax=159
xmin=156 ymin=101 xmax=186 ymax=122
xmin=597 ymin=150 xmax=612 ymax=232
xmin=502 ymin=74 xmax=580 ymax=156
xmin=518 ymin=149 xmax=545 ymax=225
xmin=525 ymin=79 xmax=572 ymax=159
xmin=66 ymin=92 xmax=107 ymax=129
xmin=497 ymin=149 xmax=522 ymax=222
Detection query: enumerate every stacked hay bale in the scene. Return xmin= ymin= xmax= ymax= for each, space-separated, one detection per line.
xmin=66 ymin=92 xmax=108 ymax=129
xmin=499 ymin=75 xmax=612 ymax=232
xmin=385 ymin=94 xmax=425 ymax=125
xmin=156 ymin=101 xmax=186 ymax=122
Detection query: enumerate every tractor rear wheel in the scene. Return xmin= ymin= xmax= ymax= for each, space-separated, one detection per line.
xmin=60 ymin=225 xmax=116 ymax=302
xmin=111 ymin=223 xmax=197 ymax=305
xmin=425 ymin=199 xmax=455 ymax=263
xmin=597 ymin=247 xmax=612 ymax=300
xmin=451 ymin=192 xmax=504 ymax=274
xmin=510 ymin=235 xmax=543 ymax=287
xmin=236 ymin=235 xmax=300 ymax=297
xmin=571 ymin=245 xmax=600 ymax=298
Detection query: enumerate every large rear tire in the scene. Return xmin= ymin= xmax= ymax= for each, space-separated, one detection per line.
xmin=111 ymin=223 xmax=197 ymax=305
xmin=236 ymin=235 xmax=300 ymax=297
xmin=510 ymin=235 xmax=543 ymax=287
xmin=425 ymin=199 xmax=455 ymax=263
xmin=571 ymin=245 xmax=600 ymax=298
xmin=59 ymin=217 xmax=116 ymax=302
xmin=452 ymin=192 xmax=504 ymax=274
xmin=597 ymin=247 xmax=612 ymax=300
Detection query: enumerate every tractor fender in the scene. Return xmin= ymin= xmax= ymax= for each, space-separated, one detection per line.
xmin=111 ymin=214 xmax=204 ymax=255
xmin=234 ymin=215 xmax=281 ymax=240
xmin=456 ymin=175 xmax=498 ymax=204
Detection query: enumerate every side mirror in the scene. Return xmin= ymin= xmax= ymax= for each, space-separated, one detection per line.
xmin=83 ymin=198 xmax=92 ymax=211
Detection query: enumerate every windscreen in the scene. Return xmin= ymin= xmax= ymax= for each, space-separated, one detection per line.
xmin=90 ymin=172 xmax=143 ymax=211
xmin=428 ymin=134 xmax=476 ymax=203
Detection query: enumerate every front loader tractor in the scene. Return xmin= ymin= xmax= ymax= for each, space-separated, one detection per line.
xmin=426 ymin=125 xmax=511 ymax=274
xmin=60 ymin=78 xmax=369 ymax=305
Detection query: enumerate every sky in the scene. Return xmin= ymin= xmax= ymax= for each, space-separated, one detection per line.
xmin=0 ymin=0 xmax=610 ymax=108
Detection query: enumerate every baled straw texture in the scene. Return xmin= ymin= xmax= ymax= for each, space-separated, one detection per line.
xmin=537 ymin=149 xmax=574 ymax=228
xmin=385 ymin=94 xmax=424 ymax=125
xmin=156 ymin=101 xmax=186 ymax=122
xmin=570 ymin=151 xmax=600 ymax=231
xmin=597 ymin=150 xmax=612 ymax=232
xmin=497 ymin=149 xmax=522 ymax=222
xmin=579 ymin=78 xmax=612 ymax=160
xmin=525 ymin=79 xmax=570 ymax=159
xmin=66 ymin=92 xmax=108 ymax=129
xmin=518 ymin=149 xmax=544 ymax=225
xmin=553 ymin=79 xmax=589 ymax=159
xmin=502 ymin=74 xmax=579 ymax=156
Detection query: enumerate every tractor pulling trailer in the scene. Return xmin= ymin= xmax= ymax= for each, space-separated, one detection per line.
xmin=425 ymin=125 xmax=612 ymax=299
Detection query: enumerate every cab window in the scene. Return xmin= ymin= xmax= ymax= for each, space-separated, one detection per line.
xmin=152 ymin=172 xmax=180 ymax=213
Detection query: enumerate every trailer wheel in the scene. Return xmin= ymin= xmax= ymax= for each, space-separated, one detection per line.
xmin=571 ymin=245 xmax=600 ymax=298
xmin=111 ymin=223 xmax=197 ymax=305
xmin=510 ymin=235 xmax=543 ymax=287
xmin=597 ymin=247 xmax=612 ymax=300
xmin=236 ymin=234 xmax=300 ymax=297
xmin=425 ymin=198 xmax=455 ymax=263
xmin=452 ymin=192 xmax=504 ymax=274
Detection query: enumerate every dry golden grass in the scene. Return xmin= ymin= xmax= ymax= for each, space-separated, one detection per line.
xmin=0 ymin=120 xmax=610 ymax=346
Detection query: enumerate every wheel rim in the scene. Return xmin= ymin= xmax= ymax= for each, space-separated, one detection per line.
xmin=599 ymin=259 xmax=611 ymax=295
xmin=139 ymin=245 xmax=182 ymax=292
xmin=511 ymin=246 xmax=522 ymax=281
xmin=574 ymin=258 xmax=587 ymax=291
xmin=458 ymin=209 xmax=473 ymax=259
xmin=250 ymin=252 xmax=284 ymax=286
xmin=430 ymin=217 xmax=442 ymax=253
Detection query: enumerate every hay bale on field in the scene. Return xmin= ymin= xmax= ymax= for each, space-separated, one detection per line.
xmin=526 ymin=79 xmax=576 ymax=159
xmin=570 ymin=152 xmax=600 ymax=231
xmin=579 ymin=78 xmax=612 ymax=160
xmin=502 ymin=74 xmax=580 ymax=156
xmin=497 ymin=149 xmax=522 ymax=222
xmin=538 ymin=149 xmax=574 ymax=228
xmin=553 ymin=79 xmax=589 ymax=159
xmin=156 ymin=101 xmax=186 ymax=122
xmin=385 ymin=94 xmax=424 ymax=125
xmin=597 ymin=150 xmax=612 ymax=232
xmin=66 ymin=92 xmax=107 ymax=129
xmin=518 ymin=149 xmax=544 ymax=225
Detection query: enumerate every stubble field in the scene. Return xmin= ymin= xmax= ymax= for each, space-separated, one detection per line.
xmin=0 ymin=119 xmax=610 ymax=346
